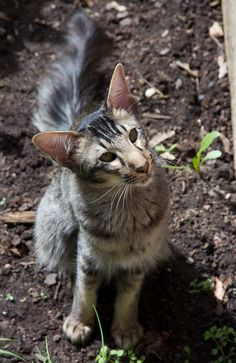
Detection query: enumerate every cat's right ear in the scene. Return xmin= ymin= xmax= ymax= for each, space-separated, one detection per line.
xmin=106 ymin=63 xmax=138 ymax=115
xmin=32 ymin=131 xmax=79 ymax=167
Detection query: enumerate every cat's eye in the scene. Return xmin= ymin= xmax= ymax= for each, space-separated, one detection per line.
xmin=129 ymin=128 xmax=138 ymax=143
xmin=99 ymin=152 xmax=117 ymax=162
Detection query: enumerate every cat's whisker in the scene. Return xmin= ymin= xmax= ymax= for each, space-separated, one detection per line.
xmin=87 ymin=184 xmax=121 ymax=204
xmin=155 ymin=156 xmax=189 ymax=169
xmin=114 ymin=184 xmax=126 ymax=217
xmin=108 ymin=184 xmax=124 ymax=233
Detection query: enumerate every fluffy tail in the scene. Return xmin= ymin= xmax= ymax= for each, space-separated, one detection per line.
xmin=33 ymin=11 xmax=112 ymax=132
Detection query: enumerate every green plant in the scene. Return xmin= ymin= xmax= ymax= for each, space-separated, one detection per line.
xmin=5 ymin=293 xmax=14 ymax=301
xmin=156 ymin=131 xmax=222 ymax=173
xmin=35 ymin=336 xmax=53 ymax=363
xmin=192 ymin=131 xmax=222 ymax=173
xmin=183 ymin=345 xmax=191 ymax=363
xmin=204 ymin=325 xmax=236 ymax=363
xmin=155 ymin=143 xmax=177 ymax=156
xmin=0 ymin=338 xmax=29 ymax=362
xmin=0 ymin=336 xmax=53 ymax=363
xmin=0 ymin=197 xmax=6 ymax=206
xmin=93 ymin=305 xmax=145 ymax=363
xmin=189 ymin=278 xmax=214 ymax=294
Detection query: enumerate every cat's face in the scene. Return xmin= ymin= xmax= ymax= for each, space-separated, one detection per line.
xmin=33 ymin=63 xmax=155 ymax=188
xmin=72 ymin=109 xmax=154 ymax=187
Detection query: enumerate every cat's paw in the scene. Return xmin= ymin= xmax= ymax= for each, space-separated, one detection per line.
xmin=112 ymin=323 xmax=143 ymax=349
xmin=63 ymin=316 xmax=93 ymax=344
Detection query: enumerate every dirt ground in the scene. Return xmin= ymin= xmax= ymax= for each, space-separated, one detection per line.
xmin=0 ymin=0 xmax=235 ymax=362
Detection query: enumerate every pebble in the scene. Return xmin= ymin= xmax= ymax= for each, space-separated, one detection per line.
xmin=175 ymin=78 xmax=182 ymax=90
xmin=105 ymin=1 xmax=127 ymax=12
xmin=44 ymin=273 xmax=57 ymax=286
xmin=186 ymin=256 xmax=194 ymax=264
xmin=0 ymin=320 xmax=9 ymax=330
xmin=145 ymin=88 xmax=156 ymax=98
xmin=53 ymin=334 xmax=61 ymax=342
xmin=120 ymin=18 xmax=132 ymax=27
xmin=116 ymin=11 xmax=129 ymax=20
xmin=159 ymin=47 xmax=170 ymax=56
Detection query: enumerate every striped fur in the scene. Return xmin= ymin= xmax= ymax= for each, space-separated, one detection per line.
xmin=33 ymin=12 xmax=170 ymax=349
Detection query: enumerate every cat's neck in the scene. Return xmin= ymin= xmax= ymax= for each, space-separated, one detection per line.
xmin=63 ymin=166 xmax=169 ymax=238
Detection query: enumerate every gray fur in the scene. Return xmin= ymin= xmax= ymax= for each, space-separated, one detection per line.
xmin=33 ymin=12 xmax=170 ymax=349
xmin=33 ymin=12 xmax=111 ymax=131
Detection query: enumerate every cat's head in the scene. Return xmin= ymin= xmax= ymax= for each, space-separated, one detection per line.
xmin=33 ymin=64 xmax=155 ymax=187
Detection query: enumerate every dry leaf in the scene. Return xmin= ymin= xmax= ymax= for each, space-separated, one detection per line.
xmin=217 ymin=55 xmax=227 ymax=79
xmin=219 ymin=133 xmax=231 ymax=153
xmin=209 ymin=21 xmax=224 ymax=38
xmin=149 ymin=130 xmax=175 ymax=148
xmin=213 ymin=234 xmax=225 ymax=248
xmin=214 ymin=277 xmax=225 ymax=301
xmin=160 ymin=152 xmax=176 ymax=160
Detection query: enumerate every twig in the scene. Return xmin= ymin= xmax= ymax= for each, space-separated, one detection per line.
xmin=142 ymin=112 xmax=172 ymax=120
xmin=0 ymin=211 xmax=36 ymax=224
xmin=54 ymin=280 xmax=61 ymax=300
xmin=176 ymin=60 xmax=199 ymax=78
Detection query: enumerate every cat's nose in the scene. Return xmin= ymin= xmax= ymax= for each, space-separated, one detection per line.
xmin=135 ymin=161 xmax=149 ymax=174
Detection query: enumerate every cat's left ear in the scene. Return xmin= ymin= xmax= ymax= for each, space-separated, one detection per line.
xmin=107 ymin=63 xmax=138 ymax=115
xmin=32 ymin=131 xmax=79 ymax=168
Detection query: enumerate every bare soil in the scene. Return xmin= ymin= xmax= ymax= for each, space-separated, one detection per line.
xmin=0 ymin=0 xmax=235 ymax=362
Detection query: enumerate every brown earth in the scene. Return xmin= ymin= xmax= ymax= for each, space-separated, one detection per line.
xmin=0 ymin=0 xmax=235 ymax=362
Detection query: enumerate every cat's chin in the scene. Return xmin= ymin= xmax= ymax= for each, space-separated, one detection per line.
xmin=127 ymin=174 xmax=153 ymax=187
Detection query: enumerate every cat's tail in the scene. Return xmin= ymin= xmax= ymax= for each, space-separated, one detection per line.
xmin=33 ymin=11 xmax=112 ymax=132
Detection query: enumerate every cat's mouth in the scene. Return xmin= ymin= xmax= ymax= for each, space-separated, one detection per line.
xmin=123 ymin=166 xmax=154 ymax=186
xmin=123 ymin=156 xmax=154 ymax=186
xmin=123 ymin=173 xmax=153 ymax=186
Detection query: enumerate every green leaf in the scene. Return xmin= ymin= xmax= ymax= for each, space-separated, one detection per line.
xmin=0 ymin=338 xmax=14 ymax=342
xmin=155 ymin=144 xmax=166 ymax=153
xmin=212 ymin=348 xmax=218 ymax=356
xmin=199 ymin=131 xmax=220 ymax=154
xmin=167 ymin=143 xmax=177 ymax=153
xmin=202 ymin=150 xmax=222 ymax=162
xmin=116 ymin=349 xmax=125 ymax=357
xmin=192 ymin=156 xmax=200 ymax=172
xmin=5 ymin=293 xmax=14 ymax=301
xmin=0 ymin=348 xmax=29 ymax=362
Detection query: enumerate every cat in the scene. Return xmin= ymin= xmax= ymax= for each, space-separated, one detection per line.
xmin=32 ymin=11 xmax=170 ymax=349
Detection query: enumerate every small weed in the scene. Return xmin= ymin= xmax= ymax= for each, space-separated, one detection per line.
xmin=183 ymin=345 xmax=191 ymax=363
xmin=204 ymin=325 xmax=236 ymax=363
xmin=0 ymin=197 xmax=6 ymax=206
xmin=0 ymin=336 xmax=53 ymax=363
xmin=5 ymin=293 xmax=14 ymax=301
xmin=37 ymin=292 xmax=48 ymax=301
xmin=189 ymin=278 xmax=214 ymax=294
xmin=157 ymin=131 xmax=221 ymax=173
xmin=0 ymin=338 xmax=29 ymax=362
xmin=35 ymin=336 xmax=53 ymax=363
xmin=93 ymin=305 xmax=145 ymax=363
xmin=155 ymin=143 xmax=177 ymax=156
xmin=191 ymin=131 xmax=221 ymax=173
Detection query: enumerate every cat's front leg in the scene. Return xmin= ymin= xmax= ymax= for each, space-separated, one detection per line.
xmin=112 ymin=270 xmax=144 ymax=349
xmin=63 ymin=260 xmax=102 ymax=345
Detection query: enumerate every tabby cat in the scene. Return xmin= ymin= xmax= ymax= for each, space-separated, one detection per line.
xmin=32 ymin=11 xmax=170 ymax=349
